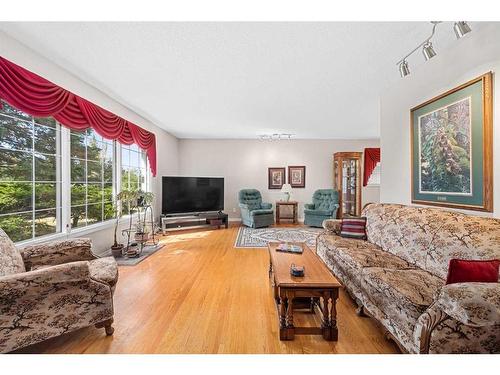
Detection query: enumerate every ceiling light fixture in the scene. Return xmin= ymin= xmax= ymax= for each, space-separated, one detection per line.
xmin=422 ymin=41 xmax=437 ymax=61
xmin=454 ymin=21 xmax=472 ymax=39
xmin=396 ymin=21 xmax=471 ymax=78
xmin=259 ymin=133 xmax=294 ymax=141
xmin=399 ymin=60 xmax=410 ymax=78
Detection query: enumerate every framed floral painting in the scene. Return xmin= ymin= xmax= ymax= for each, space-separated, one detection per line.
xmin=410 ymin=72 xmax=492 ymax=212
xmin=268 ymin=167 xmax=286 ymax=189
xmin=288 ymin=166 xmax=306 ymax=188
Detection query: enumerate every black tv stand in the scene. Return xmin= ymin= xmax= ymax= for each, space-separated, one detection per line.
xmin=161 ymin=212 xmax=229 ymax=234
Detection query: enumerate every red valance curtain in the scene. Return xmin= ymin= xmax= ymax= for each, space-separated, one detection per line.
xmin=0 ymin=56 xmax=157 ymax=176
xmin=363 ymin=147 xmax=380 ymax=186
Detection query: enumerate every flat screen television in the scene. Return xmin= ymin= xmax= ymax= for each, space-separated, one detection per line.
xmin=162 ymin=176 xmax=224 ymax=215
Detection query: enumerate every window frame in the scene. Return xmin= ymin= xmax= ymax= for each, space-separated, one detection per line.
xmin=0 ymin=101 xmax=151 ymax=245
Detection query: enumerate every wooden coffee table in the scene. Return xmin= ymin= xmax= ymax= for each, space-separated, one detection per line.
xmin=267 ymin=242 xmax=342 ymax=341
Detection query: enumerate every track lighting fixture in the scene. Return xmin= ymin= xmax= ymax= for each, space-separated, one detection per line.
xmin=454 ymin=21 xmax=472 ymax=39
xmin=399 ymin=60 xmax=410 ymax=78
xmin=422 ymin=42 xmax=436 ymax=61
xmin=259 ymin=133 xmax=294 ymax=141
xmin=396 ymin=21 xmax=471 ymax=78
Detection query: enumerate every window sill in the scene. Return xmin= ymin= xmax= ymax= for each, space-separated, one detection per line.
xmin=15 ymin=215 xmax=144 ymax=248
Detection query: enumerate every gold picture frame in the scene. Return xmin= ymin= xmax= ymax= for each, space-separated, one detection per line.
xmin=410 ymin=72 xmax=493 ymax=212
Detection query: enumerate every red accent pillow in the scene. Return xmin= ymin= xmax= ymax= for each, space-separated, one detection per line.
xmin=446 ymin=259 xmax=500 ymax=285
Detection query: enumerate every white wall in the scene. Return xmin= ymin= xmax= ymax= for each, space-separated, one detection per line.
xmin=0 ymin=31 xmax=179 ymax=253
xmin=178 ymin=139 xmax=380 ymax=220
xmin=380 ymin=23 xmax=500 ymax=217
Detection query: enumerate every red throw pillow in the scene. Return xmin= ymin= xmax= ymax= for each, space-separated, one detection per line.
xmin=446 ymin=259 xmax=500 ymax=285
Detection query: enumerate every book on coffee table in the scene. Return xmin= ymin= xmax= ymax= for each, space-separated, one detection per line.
xmin=275 ymin=242 xmax=303 ymax=254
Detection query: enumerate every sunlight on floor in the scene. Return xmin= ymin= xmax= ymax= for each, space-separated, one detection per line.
xmin=160 ymin=231 xmax=212 ymax=244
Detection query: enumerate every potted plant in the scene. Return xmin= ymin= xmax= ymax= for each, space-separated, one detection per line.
xmin=111 ymin=189 xmax=135 ymax=257
xmin=134 ymin=222 xmax=149 ymax=242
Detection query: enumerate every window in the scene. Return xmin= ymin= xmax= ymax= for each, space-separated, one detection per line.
xmin=367 ymin=163 xmax=381 ymax=186
xmin=0 ymin=101 xmax=61 ymax=242
xmin=70 ymin=129 xmax=114 ymax=228
xmin=0 ymin=100 xmax=151 ymax=243
xmin=121 ymin=144 xmax=149 ymax=215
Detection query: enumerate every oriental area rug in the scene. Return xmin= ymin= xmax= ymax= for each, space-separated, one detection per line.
xmin=234 ymin=227 xmax=322 ymax=249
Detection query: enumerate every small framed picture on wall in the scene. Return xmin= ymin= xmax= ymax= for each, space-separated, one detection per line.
xmin=268 ymin=167 xmax=286 ymax=189
xmin=288 ymin=166 xmax=306 ymax=188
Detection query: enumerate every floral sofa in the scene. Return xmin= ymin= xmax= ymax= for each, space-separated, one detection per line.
xmin=0 ymin=229 xmax=118 ymax=353
xmin=317 ymin=203 xmax=500 ymax=354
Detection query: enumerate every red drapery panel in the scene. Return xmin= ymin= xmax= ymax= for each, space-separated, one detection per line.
xmin=0 ymin=56 xmax=157 ymax=176
xmin=363 ymin=147 xmax=380 ymax=186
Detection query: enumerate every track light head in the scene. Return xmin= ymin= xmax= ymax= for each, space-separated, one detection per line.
xmin=454 ymin=21 xmax=472 ymax=39
xmin=399 ymin=60 xmax=410 ymax=78
xmin=422 ymin=42 xmax=437 ymax=61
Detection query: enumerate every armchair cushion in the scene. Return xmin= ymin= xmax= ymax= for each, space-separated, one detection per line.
xmin=312 ymin=189 xmax=339 ymax=211
xmin=0 ymin=261 xmax=90 ymax=292
xmin=434 ymin=282 xmax=500 ymax=327
xmin=250 ymin=209 xmax=274 ymax=216
xmin=20 ymin=238 xmax=94 ymax=270
xmin=238 ymin=189 xmax=264 ymax=211
xmin=0 ymin=228 xmax=25 ymax=276
xmin=260 ymin=202 xmax=272 ymax=210
xmin=304 ymin=209 xmax=333 ymax=216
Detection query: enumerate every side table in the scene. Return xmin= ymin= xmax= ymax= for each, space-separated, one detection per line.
xmin=276 ymin=201 xmax=298 ymax=224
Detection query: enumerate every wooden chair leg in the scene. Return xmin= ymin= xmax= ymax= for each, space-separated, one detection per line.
xmin=95 ymin=318 xmax=114 ymax=336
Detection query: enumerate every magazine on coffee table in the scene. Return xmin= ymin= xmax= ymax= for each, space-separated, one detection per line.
xmin=275 ymin=242 xmax=303 ymax=254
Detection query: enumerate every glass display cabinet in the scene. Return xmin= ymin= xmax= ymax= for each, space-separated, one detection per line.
xmin=333 ymin=152 xmax=362 ymax=218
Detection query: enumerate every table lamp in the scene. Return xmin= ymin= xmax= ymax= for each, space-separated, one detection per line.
xmin=281 ymin=183 xmax=292 ymax=202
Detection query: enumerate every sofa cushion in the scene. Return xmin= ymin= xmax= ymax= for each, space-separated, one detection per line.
xmin=363 ymin=204 xmax=451 ymax=271
xmin=89 ymin=257 xmax=119 ymax=288
xmin=249 ymin=209 xmax=274 ymax=216
xmin=304 ymin=209 xmax=332 ymax=216
xmin=426 ymin=215 xmax=500 ymax=279
xmin=0 ymin=228 xmax=25 ymax=276
xmin=318 ymin=234 xmax=414 ymax=270
xmin=362 ymin=267 xmax=444 ymax=320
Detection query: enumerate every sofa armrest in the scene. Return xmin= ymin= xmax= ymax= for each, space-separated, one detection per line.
xmin=304 ymin=203 xmax=315 ymax=210
xmin=433 ymin=282 xmax=500 ymax=327
xmin=260 ymin=202 xmax=272 ymax=210
xmin=19 ymin=238 xmax=95 ymax=270
xmin=322 ymin=219 xmax=342 ymax=234
xmin=0 ymin=261 xmax=91 ymax=296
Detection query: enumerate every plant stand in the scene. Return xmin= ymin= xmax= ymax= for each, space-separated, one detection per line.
xmin=122 ymin=204 xmax=159 ymax=258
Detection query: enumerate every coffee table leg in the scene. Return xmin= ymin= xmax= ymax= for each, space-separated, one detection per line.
xmin=321 ymin=289 xmax=338 ymax=341
xmin=279 ymin=289 xmax=295 ymax=340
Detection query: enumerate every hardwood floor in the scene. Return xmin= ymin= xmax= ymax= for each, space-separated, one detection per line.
xmin=16 ymin=224 xmax=400 ymax=354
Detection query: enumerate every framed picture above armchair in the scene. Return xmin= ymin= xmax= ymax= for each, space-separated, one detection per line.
xmin=268 ymin=167 xmax=286 ymax=189
xmin=288 ymin=165 xmax=306 ymax=188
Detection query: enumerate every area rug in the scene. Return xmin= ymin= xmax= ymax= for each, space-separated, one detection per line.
xmin=234 ymin=227 xmax=323 ymax=248
xmin=100 ymin=243 xmax=165 ymax=266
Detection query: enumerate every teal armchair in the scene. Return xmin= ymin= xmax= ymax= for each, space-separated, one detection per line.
xmin=304 ymin=189 xmax=339 ymax=227
xmin=238 ymin=189 xmax=274 ymax=228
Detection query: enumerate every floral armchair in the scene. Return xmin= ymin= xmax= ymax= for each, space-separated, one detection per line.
xmin=0 ymin=228 xmax=118 ymax=353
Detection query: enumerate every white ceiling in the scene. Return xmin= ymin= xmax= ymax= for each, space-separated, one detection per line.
xmin=0 ymin=22 xmax=484 ymax=139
